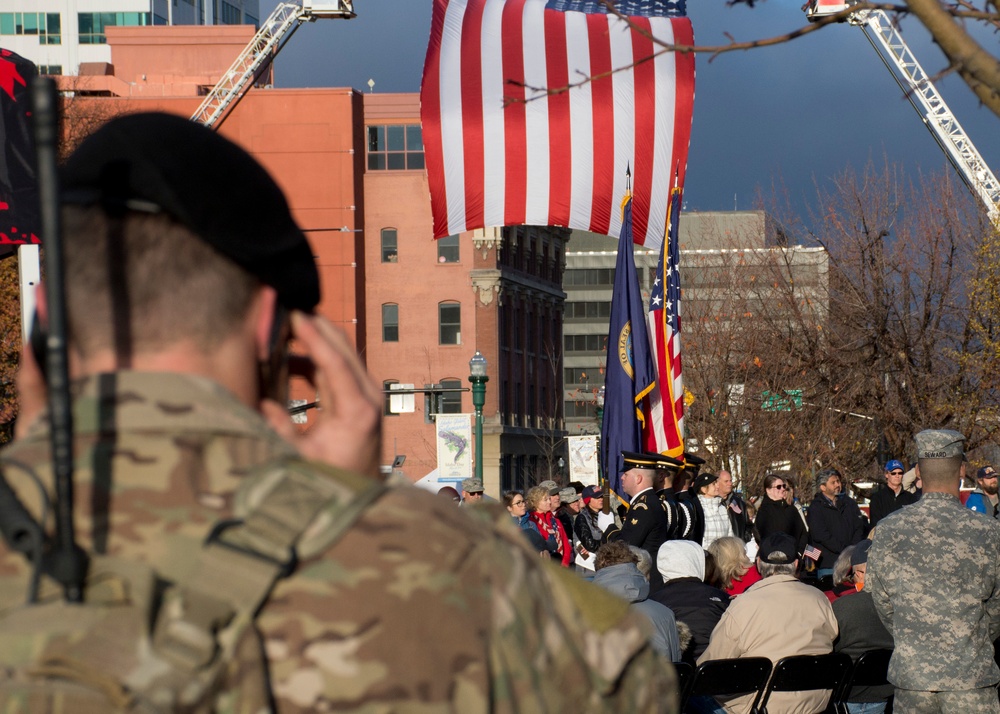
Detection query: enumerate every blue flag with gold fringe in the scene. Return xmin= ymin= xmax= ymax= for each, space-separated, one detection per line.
xmin=601 ymin=194 xmax=657 ymax=496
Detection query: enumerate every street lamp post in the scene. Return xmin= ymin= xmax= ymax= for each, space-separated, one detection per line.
xmin=595 ymin=385 xmax=608 ymax=513
xmin=469 ymin=351 xmax=489 ymax=482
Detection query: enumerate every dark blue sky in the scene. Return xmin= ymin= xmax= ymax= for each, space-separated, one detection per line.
xmin=264 ymin=0 xmax=999 ymax=222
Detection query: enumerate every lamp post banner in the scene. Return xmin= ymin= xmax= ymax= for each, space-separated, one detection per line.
xmin=567 ymin=436 xmax=599 ymax=485
xmin=436 ymin=413 xmax=473 ymax=481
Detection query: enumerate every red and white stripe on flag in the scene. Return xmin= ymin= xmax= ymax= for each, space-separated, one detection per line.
xmin=420 ymin=0 xmax=695 ymax=249
xmin=642 ymin=188 xmax=684 ymax=457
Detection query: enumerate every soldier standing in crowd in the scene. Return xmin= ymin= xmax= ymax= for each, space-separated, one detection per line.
xmin=605 ymin=451 xmax=673 ymax=589
xmin=0 ymin=113 xmax=676 ymax=711
xmin=867 ymin=429 xmax=1000 ymax=713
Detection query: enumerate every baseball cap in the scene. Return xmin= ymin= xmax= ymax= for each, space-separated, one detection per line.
xmin=758 ymin=533 xmax=798 ymax=565
xmin=978 ymin=466 xmax=997 ymax=480
xmin=582 ymin=485 xmax=603 ymax=504
xmin=62 ymin=112 xmax=320 ymax=312
xmin=461 ymin=478 xmax=484 ymax=494
xmin=851 ymin=539 xmax=872 ymax=567
xmin=884 ymin=459 xmax=904 ymax=473
xmin=537 ymin=480 xmax=560 ymax=495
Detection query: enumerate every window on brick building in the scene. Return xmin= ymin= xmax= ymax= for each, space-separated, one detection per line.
xmin=439 ymin=302 xmax=461 ymax=345
xmin=367 ymin=124 xmax=424 ymax=170
xmin=382 ymin=303 xmax=399 ymax=342
xmin=437 ymin=234 xmax=459 ymax=263
xmin=381 ymin=228 xmax=398 ymax=262
xmin=440 ymin=378 xmax=462 ymax=413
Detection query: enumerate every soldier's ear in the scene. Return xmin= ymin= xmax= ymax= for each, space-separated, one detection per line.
xmin=252 ymin=286 xmax=281 ymax=361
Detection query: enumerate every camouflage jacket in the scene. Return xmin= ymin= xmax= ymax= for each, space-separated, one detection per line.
xmin=0 ymin=372 xmax=676 ymax=712
xmin=866 ymin=492 xmax=1000 ymax=690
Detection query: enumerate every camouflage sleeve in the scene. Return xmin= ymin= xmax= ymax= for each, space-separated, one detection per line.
xmin=865 ymin=541 xmax=894 ymax=636
xmin=988 ymin=542 xmax=1000 ymax=641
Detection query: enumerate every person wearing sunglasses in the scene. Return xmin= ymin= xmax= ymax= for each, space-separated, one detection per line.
xmin=752 ymin=473 xmax=808 ymax=557
xmin=869 ymin=459 xmax=919 ymax=529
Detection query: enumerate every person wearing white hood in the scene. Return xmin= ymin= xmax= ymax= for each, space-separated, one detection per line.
xmin=592 ymin=541 xmax=682 ymax=662
xmin=651 ymin=540 xmax=731 ymax=664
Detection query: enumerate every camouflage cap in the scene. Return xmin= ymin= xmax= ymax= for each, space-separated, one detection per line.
xmin=461 ymin=477 xmax=484 ymax=494
xmin=915 ymin=429 xmax=965 ymax=460
xmin=538 ymin=480 xmax=560 ymax=495
xmin=559 ymin=487 xmax=580 ymax=504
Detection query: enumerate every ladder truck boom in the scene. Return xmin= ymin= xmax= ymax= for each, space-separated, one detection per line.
xmin=191 ymin=0 xmax=355 ymax=129
xmin=806 ymin=0 xmax=1000 ymax=224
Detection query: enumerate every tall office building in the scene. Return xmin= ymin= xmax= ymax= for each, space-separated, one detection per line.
xmin=0 ymin=0 xmax=259 ymax=75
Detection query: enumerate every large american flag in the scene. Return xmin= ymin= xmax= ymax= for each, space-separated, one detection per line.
xmin=643 ymin=187 xmax=684 ymax=457
xmin=420 ymin=0 xmax=695 ymax=249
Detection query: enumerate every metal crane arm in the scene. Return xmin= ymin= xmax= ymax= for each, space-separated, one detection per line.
xmin=191 ymin=0 xmax=355 ymax=129
xmin=806 ymin=1 xmax=1000 ymax=224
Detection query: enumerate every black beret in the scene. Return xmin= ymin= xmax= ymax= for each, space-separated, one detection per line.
xmin=61 ymin=112 xmax=320 ymax=312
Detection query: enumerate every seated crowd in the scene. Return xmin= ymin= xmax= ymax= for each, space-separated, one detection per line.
xmin=475 ymin=430 xmax=1000 ymax=713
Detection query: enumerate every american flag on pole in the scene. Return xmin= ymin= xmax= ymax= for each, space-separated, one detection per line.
xmin=642 ymin=187 xmax=684 ymax=457
xmin=803 ymin=545 xmax=822 ymax=562
xmin=420 ymin=0 xmax=695 ymax=249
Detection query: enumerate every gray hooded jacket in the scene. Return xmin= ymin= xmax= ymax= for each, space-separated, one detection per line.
xmin=592 ymin=563 xmax=681 ymax=661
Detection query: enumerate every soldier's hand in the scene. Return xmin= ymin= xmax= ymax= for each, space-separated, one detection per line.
xmin=261 ymin=312 xmax=383 ymax=480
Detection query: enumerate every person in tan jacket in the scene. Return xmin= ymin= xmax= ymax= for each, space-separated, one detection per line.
xmin=698 ymin=532 xmax=839 ymax=714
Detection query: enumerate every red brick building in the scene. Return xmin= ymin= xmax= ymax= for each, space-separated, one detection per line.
xmin=53 ymin=26 xmax=568 ymax=494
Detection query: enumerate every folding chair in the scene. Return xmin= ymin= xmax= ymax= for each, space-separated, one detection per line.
xmin=680 ymin=657 xmax=773 ymax=714
xmin=673 ymin=661 xmax=694 ymax=708
xmin=757 ymin=652 xmax=852 ymax=714
xmin=832 ymin=649 xmax=893 ymax=714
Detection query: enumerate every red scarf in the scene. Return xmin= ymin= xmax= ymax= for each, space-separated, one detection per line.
xmin=530 ymin=511 xmax=572 ymax=566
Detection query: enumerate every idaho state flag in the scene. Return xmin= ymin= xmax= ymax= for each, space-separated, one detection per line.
xmin=0 ymin=48 xmax=40 ymax=257
xmin=601 ymin=194 xmax=656 ymax=495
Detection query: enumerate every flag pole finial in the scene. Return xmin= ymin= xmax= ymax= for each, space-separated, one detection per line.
xmin=626 ymin=162 xmax=632 ymax=193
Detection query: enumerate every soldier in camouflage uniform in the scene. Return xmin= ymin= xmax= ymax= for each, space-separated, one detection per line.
xmin=866 ymin=429 xmax=1000 ymax=713
xmin=0 ymin=113 xmax=676 ymax=712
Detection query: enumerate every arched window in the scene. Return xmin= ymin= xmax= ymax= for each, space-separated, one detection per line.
xmin=382 ymin=303 xmax=399 ymax=342
xmin=381 ymin=228 xmax=398 ymax=262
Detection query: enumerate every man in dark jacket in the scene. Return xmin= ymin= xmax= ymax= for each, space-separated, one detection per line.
xmin=868 ymin=459 xmax=918 ymax=529
xmin=807 ymin=468 xmax=866 ymax=575
xmin=832 ymin=540 xmax=894 ymax=710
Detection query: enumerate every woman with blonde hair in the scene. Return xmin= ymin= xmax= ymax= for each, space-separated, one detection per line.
xmin=708 ymin=536 xmax=763 ymax=596
xmin=526 ymin=485 xmax=570 ymax=566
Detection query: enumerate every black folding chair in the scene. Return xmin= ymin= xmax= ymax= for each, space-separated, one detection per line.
xmin=680 ymin=657 xmax=773 ymax=714
xmin=832 ymin=649 xmax=893 ymax=714
xmin=757 ymin=652 xmax=852 ymax=714
xmin=673 ymin=661 xmax=695 ymax=708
